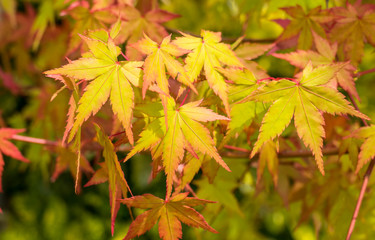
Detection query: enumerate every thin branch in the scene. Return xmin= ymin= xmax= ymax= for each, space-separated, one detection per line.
xmin=11 ymin=134 xmax=60 ymax=146
xmin=165 ymin=27 xmax=276 ymax=43
xmin=356 ymin=68 xmax=375 ymax=77
xmin=346 ymin=160 xmax=375 ymax=240
xmin=220 ymin=146 xmax=340 ymax=159
xmin=346 ymin=92 xmax=371 ymax=240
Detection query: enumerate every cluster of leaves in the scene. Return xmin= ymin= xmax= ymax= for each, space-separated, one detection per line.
xmin=1 ymin=0 xmax=375 ymax=239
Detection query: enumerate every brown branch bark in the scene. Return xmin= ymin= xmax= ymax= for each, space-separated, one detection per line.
xmin=346 ymin=93 xmax=371 ymax=240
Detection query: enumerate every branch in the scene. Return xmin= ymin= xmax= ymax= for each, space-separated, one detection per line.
xmin=346 ymin=93 xmax=371 ymax=240
xmin=11 ymin=134 xmax=60 ymax=146
xmin=220 ymin=146 xmax=340 ymax=159
xmin=165 ymin=27 xmax=276 ymax=43
xmin=356 ymin=68 xmax=375 ymax=77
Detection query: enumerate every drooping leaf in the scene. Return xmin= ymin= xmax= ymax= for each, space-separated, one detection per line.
xmin=92 ymin=124 xmax=132 ymax=235
xmin=173 ymin=30 xmax=243 ymax=115
xmin=248 ymin=63 xmax=369 ymax=174
xmin=273 ymin=32 xmax=359 ymax=99
xmin=275 ymin=5 xmax=333 ymax=50
xmin=45 ymin=34 xmax=143 ymax=144
xmin=257 ymin=140 xmax=278 ymax=187
xmin=51 ymin=146 xmax=94 ymax=194
xmin=330 ymin=0 xmax=375 ymax=65
xmin=119 ymin=192 xmax=217 ymax=240
xmin=352 ymin=125 xmax=375 ymax=173
xmin=125 ymin=98 xmax=230 ymax=198
xmin=0 ymin=128 xmax=29 ymax=192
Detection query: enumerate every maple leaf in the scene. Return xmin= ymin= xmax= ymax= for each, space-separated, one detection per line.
xmin=257 ymin=140 xmax=278 ymax=187
xmin=125 ymin=98 xmax=230 ymax=198
xmin=119 ymin=192 xmax=217 ymax=240
xmin=114 ymin=4 xmax=179 ymax=59
xmin=62 ymin=1 xmax=117 ymax=53
xmin=234 ymin=42 xmax=274 ymax=60
xmin=51 ymin=146 xmax=94 ymax=194
xmin=218 ymin=67 xmax=266 ymax=138
xmin=132 ymin=34 xmax=196 ymax=98
xmin=330 ymin=0 xmax=375 ymax=65
xmin=247 ymin=63 xmax=369 ymax=174
xmin=275 ymin=5 xmax=333 ymax=50
xmin=173 ymin=30 xmax=243 ymax=115
xmin=44 ymin=34 xmax=143 ymax=144
xmin=0 ymin=128 xmax=29 ymax=192
xmin=86 ymin=124 xmax=132 ymax=235
xmin=273 ymin=32 xmax=359 ymax=99
xmin=351 ymin=125 xmax=375 ymax=173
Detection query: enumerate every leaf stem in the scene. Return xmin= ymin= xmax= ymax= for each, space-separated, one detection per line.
xmin=179 ymin=88 xmax=191 ymax=107
xmin=11 ymin=134 xmax=59 ymax=146
xmin=346 ymin=92 xmax=371 ymax=240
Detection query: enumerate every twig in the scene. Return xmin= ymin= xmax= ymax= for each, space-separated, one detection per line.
xmin=346 ymin=93 xmax=371 ymax=240
xmin=346 ymin=160 xmax=375 ymax=240
xmin=11 ymin=134 xmax=60 ymax=146
xmin=220 ymin=146 xmax=341 ymax=159
xmin=165 ymin=27 xmax=276 ymax=43
xmin=356 ymin=68 xmax=375 ymax=77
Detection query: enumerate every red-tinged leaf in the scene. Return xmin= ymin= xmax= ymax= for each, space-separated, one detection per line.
xmin=125 ymin=98 xmax=230 ymax=199
xmin=120 ymin=193 xmax=217 ymax=240
xmin=247 ymin=63 xmax=369 ymax=174
xmin=51 ymin=146 xmax=94 ymax=193
xmin=0 ymin=128 xmax=29 ymax=192
xmin=45 ymin=34 xmax=143 ymax=144
xmin=63 ymin=2 xmax=117 ymax=53
xmin=94 ymin=124 xmax=132 ymax=235
xmin=0 ymin=67 xmax=21 ymax=95
xmin=330 ymin=0 xmax=375 ymax=65
xmin=276 ymin=5 xmax=333 ymax=50
xmin=273 ymin=32 xmax=360 ymax=99
xmin=173 ymin=30 xmax=243 ymax=115
xmin=84 ymin=163 xmax=108 ymax=187
xmin=352 ymin=125 xmax=375 ymax=173
xmin=133 ymin=34 xmax=196 ymax=99
xmin=114 ymin=5 xmax=179 ymax=59
xmin=234 ymin=42 xmax=274 ymax=60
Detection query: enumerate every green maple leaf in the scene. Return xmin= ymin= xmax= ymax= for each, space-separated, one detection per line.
xmin=125 ymin=98 xmax=230 ymax=198
xmin=352 ymin=125 xmax=375 ymax=173
xmin=120 ymin=193 xmax=217 ymax=240
xmin=248 ymin=63 xmax=369 ymax=174
xmin=330 ymin=0 xmax=375 ymax=65
xmin=273 ymin=32 xmax=359 ymax=99
xmin=173 ymin=30 xmax=243 ymax=115
xmin=218 ymin=67 xmax=266 ymax=137
xmin=87 ymin=124 xmax=131 ymax=235
xmin=45 ymin=34 xmax=143 ymax=144
xmin=276 ymin=5 xmax=333 ymax=50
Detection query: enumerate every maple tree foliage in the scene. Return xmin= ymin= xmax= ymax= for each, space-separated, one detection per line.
xmin=2 ymin=0 xmax=375 ymax=239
